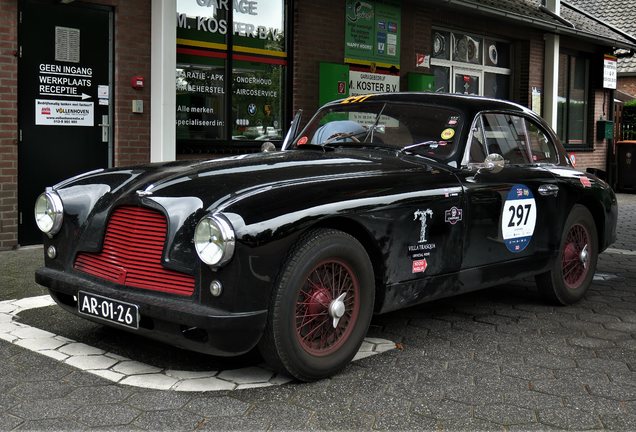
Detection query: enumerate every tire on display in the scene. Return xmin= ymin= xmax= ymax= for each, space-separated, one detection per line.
xmin=258 ymin=229 xmax=375 ymax=381
xmin=536 ymin=204 xmax=598 ymax=305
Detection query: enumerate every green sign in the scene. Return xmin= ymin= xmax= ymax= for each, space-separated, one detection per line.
xmin=344 ymin=0 xmax=401 ymax=69
xmin=319 ymin=62 xmax=350 ymax=106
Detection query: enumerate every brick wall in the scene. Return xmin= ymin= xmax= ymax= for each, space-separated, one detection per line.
xmin=618 ymin=76 xmax=636 ymax=100
xmin=0 ymin=0 xmax=18 ymax=249
xmin=84 ymin=0 xmax=152 ymax=167
xmin=571 ymin=89 xmax=611 ymax=172
xmin=399 ymin=1 xmax=431 ymax=89
xmin=528 ymin=38 xmax=544 ymax=109
xmin=292 ymin=0 xmax=344 ymax=119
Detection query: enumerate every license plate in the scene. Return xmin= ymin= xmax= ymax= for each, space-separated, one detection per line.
xmin=78 ymin=291 xmax=139 ymax=329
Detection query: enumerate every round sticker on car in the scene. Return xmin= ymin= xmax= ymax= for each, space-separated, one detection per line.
xmin=441 ymin=128 xmax=455 ymax=140
xmin=501 ymin=184 xmax=536 ymax=253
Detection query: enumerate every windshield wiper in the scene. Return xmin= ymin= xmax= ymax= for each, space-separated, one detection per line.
xmin=363 ymin=103 xmax=387 ymax=143
xmin=323 ymin=131 xmax=364 ymax=145
xmin=296 ymin=142 xmax=335 ymax=152
xmin=400 ymin=141 xmax=439 ymax=153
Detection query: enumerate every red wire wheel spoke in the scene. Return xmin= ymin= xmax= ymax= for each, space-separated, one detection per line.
xmin=295 ymin=259 xmax=360 ymax=356
xmin=561 ymin=223 xmax=591 ymax=290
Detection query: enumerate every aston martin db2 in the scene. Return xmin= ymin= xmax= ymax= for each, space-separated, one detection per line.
xmin=35 ymin=93 xmax=617 ymax=381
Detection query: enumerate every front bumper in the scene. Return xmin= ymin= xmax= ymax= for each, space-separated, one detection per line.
xmin=35 ymin=267 xmax=268 ymax=356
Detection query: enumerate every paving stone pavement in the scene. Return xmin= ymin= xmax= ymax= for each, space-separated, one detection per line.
xmin=0 ymin=194 xmax=635 ymax=430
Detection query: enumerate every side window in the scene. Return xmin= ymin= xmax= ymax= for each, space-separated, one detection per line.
xmin=526 ymin=120 xmax=558 ymax=164
xmin=481 ymin=113 xmax=531 ymax=164
xmin=468 ymin=118 xmax=487 ymax=163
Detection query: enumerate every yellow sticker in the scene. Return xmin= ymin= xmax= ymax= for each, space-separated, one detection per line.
xmin=340 ymin=94 xmax=375 ymax=104
xmin=441 ymin=128 xmax=455 ymax=140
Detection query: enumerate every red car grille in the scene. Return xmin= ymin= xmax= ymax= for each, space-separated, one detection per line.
xmin=74 ymin=206 xmax=195 ymax=296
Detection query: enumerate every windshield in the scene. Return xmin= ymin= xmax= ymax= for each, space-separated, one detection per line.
xmin=291 ymin=100 xmax=464 ymax=161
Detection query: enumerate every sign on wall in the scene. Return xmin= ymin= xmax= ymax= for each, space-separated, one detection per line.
xmin=349 ymin=70 xmax=399 ymax=95
xmin=176 ymin=0 xmax=285 ymax=53
xmin=344 ymin=0 xmax=401 ymax=69
xmin=35 ymin=99 xmax=94 ymax=126
xmin=603 ymin=54 xmax=617 ymax=90
xmin=349 ymin=70 xmax=399 ymax=126
xmin=35 ymin=62 xmax=94 ymax=127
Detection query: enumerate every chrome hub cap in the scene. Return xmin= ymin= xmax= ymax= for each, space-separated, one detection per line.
xmin=329 ymin=293 xmax=347 ymax=328
xmin=580 ymin=244 xmax=588 ymax=269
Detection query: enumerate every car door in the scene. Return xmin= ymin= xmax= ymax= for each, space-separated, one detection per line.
xmin=457 ymin=112 xmax=562 ymax=284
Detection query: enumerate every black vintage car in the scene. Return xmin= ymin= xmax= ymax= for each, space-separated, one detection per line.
xmin=35 ymin=93 xmax=617 ymax=381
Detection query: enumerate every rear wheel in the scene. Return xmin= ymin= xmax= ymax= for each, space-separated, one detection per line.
xmin=536 ymin=205 xmax=598 ymax=305
xmin=258 ymin=229 xmax=374 ymax=381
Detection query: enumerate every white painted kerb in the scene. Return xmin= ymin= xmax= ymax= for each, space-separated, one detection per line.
xmin=0 ymin=295 xmax=396 ymax=391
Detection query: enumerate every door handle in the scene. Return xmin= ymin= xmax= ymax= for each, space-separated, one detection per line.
xmin=98 ymin=115 xmax=109 ymax=143
xmin=538 ymin=184 xmax=559 ymax=197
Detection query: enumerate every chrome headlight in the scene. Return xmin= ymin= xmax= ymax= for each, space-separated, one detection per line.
xmin=194 ymin=214 xmax=235 ymax=266
xmin=34 ymin=190 xmax=64 ymax=236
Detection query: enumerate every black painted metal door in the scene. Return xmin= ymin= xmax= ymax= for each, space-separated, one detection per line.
xmin=18 ymin=0 xmax=113 ymax=245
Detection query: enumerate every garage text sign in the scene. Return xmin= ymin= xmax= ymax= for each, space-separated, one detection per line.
xmin=36 ymin=63 xmax=94 ymax=127
xmin=176 ymin=0 xmax=284 ymax=49
xmin=38 ymin=63 xmax=92 ymax=99
xmin=349 ymin=71 xmax=399 ymax=95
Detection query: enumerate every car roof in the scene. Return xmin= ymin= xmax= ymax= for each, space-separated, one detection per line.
xmin=325 ymin=92 xmax=533 ymax=119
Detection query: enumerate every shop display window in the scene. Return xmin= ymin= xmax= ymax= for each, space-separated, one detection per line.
xmin=175 ymin=0 xmax=287 ymax=154
xmin=431 ymin=29 xmax=511 ymax=99
xmin=232 ymin=62 xmax=284 ymax=141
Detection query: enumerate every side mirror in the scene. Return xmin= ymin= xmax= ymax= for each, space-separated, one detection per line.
xmin=483 ymin=153 xmax=505 ymax=173
xmin=260 ymin=142 xmax=276 ymax=152
xmin=467 ymin=153 xmax=505 ymax=174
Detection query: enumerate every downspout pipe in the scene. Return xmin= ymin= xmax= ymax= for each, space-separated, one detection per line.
xmin=542 ymin=0 xmax=561 ymax=130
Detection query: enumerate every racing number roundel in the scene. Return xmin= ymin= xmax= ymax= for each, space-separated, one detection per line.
xmin=501 ymin=184 xmax=537 ymax=253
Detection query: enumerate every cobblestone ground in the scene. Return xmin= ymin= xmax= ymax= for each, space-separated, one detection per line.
xmin=0 ymin=195 xmax=634 ymax=431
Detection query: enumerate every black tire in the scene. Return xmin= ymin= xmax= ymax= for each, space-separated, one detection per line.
xmin=258 ymin=229 xmax=375 ymax=381
xmin=536 ymin=205 xmax=598 ymax=305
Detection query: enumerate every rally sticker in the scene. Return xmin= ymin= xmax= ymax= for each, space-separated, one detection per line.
xmin=412 ymin=259 xmax=428 ymax=273
xmin=444 ymin=206 xmax=463 ymax=225
xmin=501 ymin=184 xmax=537 ymax=253
xmin=441 ymin=128 xmax=455 ymax=140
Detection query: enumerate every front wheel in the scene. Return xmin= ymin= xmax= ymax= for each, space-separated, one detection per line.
xmin=536 ymin=205 xmax=598 ymax=305
xmin=258 ymin=229 xmax=375 ymax=381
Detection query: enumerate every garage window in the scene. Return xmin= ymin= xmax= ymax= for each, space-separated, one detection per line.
xmin=431 ymin=29 xmax=511 ymax=99
xmin=557 ymin=53 xmax=589 ymax=149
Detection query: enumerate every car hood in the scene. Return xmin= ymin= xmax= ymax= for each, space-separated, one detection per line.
xmin=54 ymin=149 xmax=456 ymax=273
xmin=57 ymin=148 xmax=437 ymax=211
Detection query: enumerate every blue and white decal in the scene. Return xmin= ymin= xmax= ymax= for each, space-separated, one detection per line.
xmin=501 ymin=184 xmax=536 ymax=253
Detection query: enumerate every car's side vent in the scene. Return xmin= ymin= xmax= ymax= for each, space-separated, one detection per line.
xmin=74 ymin=206 xmax=195 ymax=296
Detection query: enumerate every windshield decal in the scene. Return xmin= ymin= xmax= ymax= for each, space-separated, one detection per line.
xmin=340 ymin=94 xmax=375 ymax=104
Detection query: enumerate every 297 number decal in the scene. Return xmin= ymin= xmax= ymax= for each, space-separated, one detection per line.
xmin=507 ymin=203 xmax=532 ymax=227
xmin=501 ymin=185 xmax=537 ymax=253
